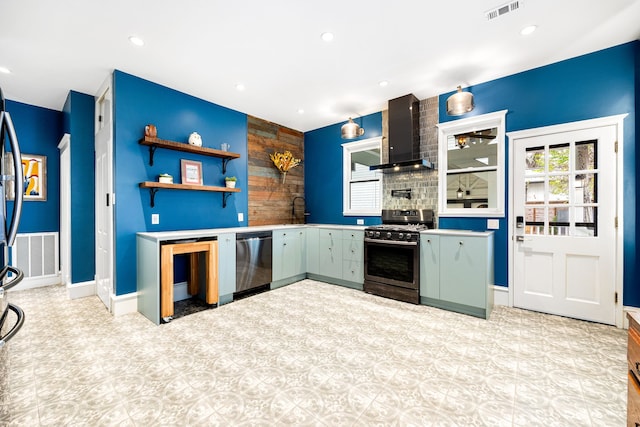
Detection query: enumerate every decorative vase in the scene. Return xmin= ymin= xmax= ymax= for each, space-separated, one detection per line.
xmin=225 ymin=181 xmax=236 ymax=188
xmin=281 ymin=172 xmax=287 ymax=184
xmin=188 ymin=132 xmax=202 ymax=146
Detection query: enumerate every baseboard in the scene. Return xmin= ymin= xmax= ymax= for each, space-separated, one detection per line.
xmin=67 ymin=280 xmax=96 ymax=299
xmin=493 ymin=285 xmax=509 ymax=306
xmin=111 ymin=292 xmax=139 ymax=316
xmin=11 ymin=274 xmax=61 ymax=291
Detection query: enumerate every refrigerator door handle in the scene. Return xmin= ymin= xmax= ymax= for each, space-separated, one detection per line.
xmin=0 ymin=303 xmax=25 ymax=348
xmin=1 ymin=111 xmax=24 ymax=246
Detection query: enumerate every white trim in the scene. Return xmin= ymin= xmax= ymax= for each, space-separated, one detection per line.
xmin=58 ymin=133 xmax=71 ymax=289
xmin=10 ymin=274 xmax=61 ymax=291
xmin=111 ymin=291 xmax=139 ymax=316
xmin=67 ymin=280 xmax=96 ymax=299
xmin=437 ymin=110 xmax=508 ymax=218
xmin=507 ymin=114 xmax=628 ymax=328
xmin=493 ymin=285 xmax=509 ymax=307
xmin=342 ymin=136 xmax=382 ymax=216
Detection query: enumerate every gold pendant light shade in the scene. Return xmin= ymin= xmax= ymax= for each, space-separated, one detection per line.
xmin=341 ymin=117 xmax=365 ymax=139
xmin=446 ymin=86 xmax=475 ymax=116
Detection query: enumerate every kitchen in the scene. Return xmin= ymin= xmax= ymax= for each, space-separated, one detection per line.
xmin=1 ymin=1 xmax=639 ymax=425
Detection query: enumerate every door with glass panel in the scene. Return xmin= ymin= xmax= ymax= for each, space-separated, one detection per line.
xmin=512 ymin=125 xmax=616 ymax=325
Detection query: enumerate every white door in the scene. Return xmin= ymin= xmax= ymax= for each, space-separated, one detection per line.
xmin=512 ymin=122 xmax=619 ymax=325
xmin=95 ymin=78 xmax=114 ymax=311
xmin=58 ymin=134 xmax=71 ymax=287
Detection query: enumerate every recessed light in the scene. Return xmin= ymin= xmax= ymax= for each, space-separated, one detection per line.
xmin=0 ymin=66 xmax=11 ymax=74
xmin=379 ymin=80 xmax=389 ymax=87
xmin=520 ymin=25 xmax=537 ymax=36
xmin=297 ymin=108 xmax=305 ymax=114
xmin=321 ymin=32 xmax=334 ymax=42
xmin=235 ymin=83 xmax=245 ymax=91
xmin=128 ymin=35 xmax=145 ymax=46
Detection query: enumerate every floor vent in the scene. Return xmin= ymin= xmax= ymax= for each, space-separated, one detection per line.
xmin=486 ymin=1 xmax=522 ymax=20
xmin=9 ymin=232 xmax=60 ymax=290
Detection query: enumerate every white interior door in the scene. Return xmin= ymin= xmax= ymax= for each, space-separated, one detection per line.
xmin=512 ymin=122 xmax=620 ymax=325
xmin=58 ymin=134 xmax=71 ymax=286
xmin=95 ymin=78 xmax=114 ymax=311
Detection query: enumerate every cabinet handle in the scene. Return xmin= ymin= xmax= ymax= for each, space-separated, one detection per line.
xmin=283 ymin=243 xmax=287 ymax=246
xmin=427 ymin=239 xmax=431 ymax=243
xmin=459 ymin=241 xmax=464 ymax=245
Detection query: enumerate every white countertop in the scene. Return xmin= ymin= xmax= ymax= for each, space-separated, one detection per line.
xmin=137 ymin=224 xmax=367 ymax=242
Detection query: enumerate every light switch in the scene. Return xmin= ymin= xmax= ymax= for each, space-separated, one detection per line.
xmin=487 ymin=219 xmax=499 ymax=229
xmin=356 ymin=219 xmax=364 ymax=225
xmin=238 ymin=212 xmax=244 ymax=222
xmin=152 ymin=214 xmax=159 ymax=225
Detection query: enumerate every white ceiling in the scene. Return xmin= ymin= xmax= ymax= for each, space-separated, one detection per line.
xmin=1 ymin=0 xmax=639 ymax=132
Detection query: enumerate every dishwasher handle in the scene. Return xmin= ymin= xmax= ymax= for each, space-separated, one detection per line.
xmin=236 ymin=231 xmax=272 ymax=241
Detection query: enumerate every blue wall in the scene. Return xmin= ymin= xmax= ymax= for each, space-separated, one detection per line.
xmin=304 ymin=112 xmax=383 ymax=226
xmin=437 ymin=42 xmax=637 ymax=299
xmin=113 ymin=70 xmax=248 ymax=295
xmin=63 ymin=91 xmax=96 ymax=283
xmin=5 ymin=100 xmax=62 ymax=234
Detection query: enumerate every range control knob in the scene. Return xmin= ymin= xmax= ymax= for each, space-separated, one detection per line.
xmin=407 ymin=234 xmax=413 ymax=240
xmin=374 ymin=231 xmax=381 ymax=238
xmin=386 ymin=232 xmax=392 ymax=239
xmin=398 ymin=233 xmax=404 ymax=239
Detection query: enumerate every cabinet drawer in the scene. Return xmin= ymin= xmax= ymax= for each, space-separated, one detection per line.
xmin=342 ymin=259 xmax=363 ymax=283
xmin=319 ymin=229 xmax=340 ymax=243
xmin=630 ymin=327 xmax=640 ymax=379
xmin=628 ymin=370 xmax=640 ymax=427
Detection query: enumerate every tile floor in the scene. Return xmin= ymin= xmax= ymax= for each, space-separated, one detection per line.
xmin=0 ymin=279 xmax=628 ymax=426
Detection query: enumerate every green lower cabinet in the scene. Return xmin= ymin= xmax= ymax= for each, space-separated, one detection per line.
xmin=318 ymin=229 xmax=343 ymax=280
xmin=420 ymin=231 xmax=494 ymax=319
xmin=419 ymin=235 xmax=440 ymax=299
xmin=306 ymin=228 xmax=320 ymax=275
xmin=272 ymin=228 xmax=306 ymax=288
xmin=217 ymin=233 xmax=236 ymax=305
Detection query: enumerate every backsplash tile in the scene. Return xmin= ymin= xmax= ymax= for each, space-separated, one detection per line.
xmin=382 ymin=96 xmax=439 ymax=223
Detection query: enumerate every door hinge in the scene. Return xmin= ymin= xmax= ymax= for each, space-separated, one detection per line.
xmin=106 ymin=193 xmax=109 ymax=207
xmin=615 ymin=217 xmax=618 ymax=228
xmin=98 ymin=115 xmax=103 ymax=123
xmin=614 ymin=141 xmax=618 ymax=153
xmin=615 ymin=292 xmax=619 ymax=304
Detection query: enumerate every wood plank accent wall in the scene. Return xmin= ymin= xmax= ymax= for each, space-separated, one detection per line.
xmin=247 ymin=116 xmax=304 ymax=226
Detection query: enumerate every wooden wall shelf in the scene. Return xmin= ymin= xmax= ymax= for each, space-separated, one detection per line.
xmin=139 ymin=181 xmax=240 ymax=208
xmin=139 ymin=136 xmax=240 ymax=173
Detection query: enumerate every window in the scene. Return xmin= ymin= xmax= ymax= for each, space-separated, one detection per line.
xmin=342 ymin=137 xmax=382 ymax=216
xmin=437 ymin=110 xmax=507 ymax=217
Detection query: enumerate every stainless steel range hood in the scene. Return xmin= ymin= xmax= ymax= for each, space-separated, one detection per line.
xmin=370 ymin=93 xmax=434 ymax=172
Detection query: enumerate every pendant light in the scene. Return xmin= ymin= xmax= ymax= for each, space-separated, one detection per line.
xmin=341 ymin=117 xmax=365 ymax=139
xmin=446 ymin=86 xmax=475 ymax=116
xmin=456 ymin=176 xmax=464 ymax=199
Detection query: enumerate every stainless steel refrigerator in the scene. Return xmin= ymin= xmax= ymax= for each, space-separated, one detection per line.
xmin=0 ymin=86 xmax=26 ymax=349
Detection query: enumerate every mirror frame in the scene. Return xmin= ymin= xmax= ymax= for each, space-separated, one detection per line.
xmin=437 ymin=110 xmax=508 ymax=217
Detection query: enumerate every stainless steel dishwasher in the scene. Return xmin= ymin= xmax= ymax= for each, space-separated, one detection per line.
xmin=236 ymin=231 xmax=272 ymax=294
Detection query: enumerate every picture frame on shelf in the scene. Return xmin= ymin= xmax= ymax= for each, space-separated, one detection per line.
xmin=180 ymin=159 xmax=203 ymax=185
xmin=5 ymin=153 xmax=47 ymax=201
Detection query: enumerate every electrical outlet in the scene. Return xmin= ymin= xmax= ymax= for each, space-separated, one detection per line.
xmin=152 ymin=214 xmax=159 ymax=225
xmin=238 ymin=212 xmax=244 ymax=222
xmin=356 ymin=219 xmax=364 ymax=225
xmin=487 ymin=219 xmax=499 ymax=229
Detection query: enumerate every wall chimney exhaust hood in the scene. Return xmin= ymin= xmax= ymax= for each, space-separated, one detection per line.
xmin=370 ymin=94 xmax=434 ymax=172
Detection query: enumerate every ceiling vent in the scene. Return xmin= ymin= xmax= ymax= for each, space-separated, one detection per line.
xmin=485 ymin=1 xmax=521 ymax=20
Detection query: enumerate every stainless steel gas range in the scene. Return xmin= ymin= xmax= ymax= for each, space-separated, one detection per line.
xmin=363 ymin=209 xmax=435 ymax=304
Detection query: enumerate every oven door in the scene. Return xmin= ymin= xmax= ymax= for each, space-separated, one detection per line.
xmin=364 ymin=238 xmax=419 ymax=289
